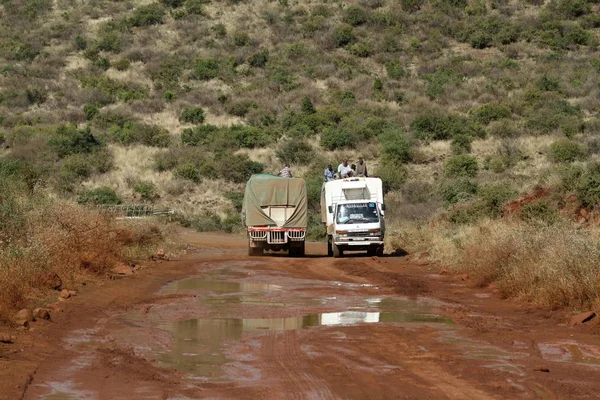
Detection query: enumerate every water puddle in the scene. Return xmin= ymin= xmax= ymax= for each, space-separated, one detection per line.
xmin=538 ymin=341 xmax=600 ymax=367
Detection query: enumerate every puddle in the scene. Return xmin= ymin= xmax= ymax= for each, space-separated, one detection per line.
xmin=157 ymin=310 xmax=453 ymax=377
xmin=538 ymin=341 xmax=600 ymax=366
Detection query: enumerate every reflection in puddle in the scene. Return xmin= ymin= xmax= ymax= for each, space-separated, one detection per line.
xmin=158 ymin=310 xmax=453 ymax=376
xmin=538 ymin=341 xmax=600 ymax=366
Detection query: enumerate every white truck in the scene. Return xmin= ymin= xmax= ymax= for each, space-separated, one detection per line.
xmin=321 ymin=177 xmax=385 ymax=258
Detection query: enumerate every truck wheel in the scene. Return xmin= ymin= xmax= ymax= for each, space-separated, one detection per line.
xmin=333 ymin=243 xmax=343 ymax=258
xmin=298 ymin=242 xmax=305 ymax=257
xmin=376 ymin=245 xmax=384 ymax=257
xmin=327 ymin=238 xmax=333 ymax=257
xmin=367 ymin=247 xmax=376 ymax=257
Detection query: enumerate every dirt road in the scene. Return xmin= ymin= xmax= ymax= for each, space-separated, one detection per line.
xmin=3 ymin=231 xmax=600 ymax=399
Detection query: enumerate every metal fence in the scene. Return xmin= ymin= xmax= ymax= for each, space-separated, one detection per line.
xmin=98 ymin=204 xmax=175 ymax=219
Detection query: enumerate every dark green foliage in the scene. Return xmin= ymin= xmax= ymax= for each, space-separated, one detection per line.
xmin=93 ymin=57 xmax=111 ymax=71
xmin=77 ymin=187 xmax=122 ymax=205
xmin=270 ymin=68 xmax=299 ymax=92
xmin=133 ymin=180 xmax=157 ymax=200
xmin=375 ymin=163 xmax=407 ymax=193
xmin=248 ymin=49 xmax=269 ymax=67
xmin=224 ymin=191 xmax=244 ymax=212
xmin=551 ymin=0 xmax=591 ymax=19
xmin=129 ymin=4 xmax=165 ymax=27
xmin=477 ymin=181 xmax=517 ymax=217
xmin=109 ymin=122 xmax=171 ymax=147
xmin=75 ymin=35 xmax=87 ymax=50
xmin=192 ymin=58 xmax=220 ymax=80
xmin=227 ymin=101 xmax=258 ymax=117
xmin=385 ymin=60 xmax=407 ymax=80
xmin=343 ymin=6 xmax=369 ymax=26
xmin=211 ymin=23 xmax=227 ymax=37
xmin=174 ymin=163 xmax=201 ymax=182
xmin=470 ymin=103 xmax=511 ymax=125
xmin=179 ymin=107 xmax=205 ymax=124
xmin=379 ymin=131 xmax=413 ymax=164
xmin=423 ymin=66 xmax=464 ymax=99
xmin=83 ymin=103 xmax=101 ymax=121
xmin=275 ymin=140 xmax=314 ymax=165
xmin=577 ymin=163 xmax=600 ymax=208
xmin=232 ymin=31 xmax=250 ymax=46
xmin=227 ymin=125 xmax=270 ymax=148
xmin=549 ymin=139 xmax=587 ymax=163
xmin=153 ymin=56 xmax=184 ymax=88
xmin=537 ymin=74 xmax=560 ymax=92
xmin=372 ymin=77 xmax=383 ymax=91
xmin=401 ymin=0 xmax=425 ymax=12
xmin=49 ymin=125 xmax=101 ymax=158
xmin=451 ymin=134 xmax=472 ymax=155
xmin=301 ymin=96 xmax=316 ymax=114
xmin=80 ymin=75 xmax=148 ymax=103
xmin=444 ymin=155 xmax=478 ymax=178
xmin=181 ymin=125 xmax=219 ymax=146
xmin=536 ymin=21 xmax=592 ymax=49
xmin=113 ymin=58 xmax=131 ymax=71
xmin=411 ymin=112 xmax=484 ymax=141
xmin=216 ymin=154 xmax=264 ymax=183
xmin=348 ymin=42 xmax=373 ymax=57
xmin=25 ymin=88 xmax=47 ymax=105
xmin=333 ymin=24 xmax=356 ymax=47
xmin=320 ymin=126 xmax=356 ymax=150
xmin=438 ymin=178 xmax=478 ymax=205
xmin=185 ymin=0 xmax=211 ymax=15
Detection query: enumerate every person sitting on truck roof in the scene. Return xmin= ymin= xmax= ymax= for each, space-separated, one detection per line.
xmin=278 ymin=163 xmax=293 ymax=178
xmin=323 ymin=164 xmax=334 ymax=182
xmin=337 ymin=160 xmax=352 ymax=179
xmin=356 ymin=157 xmax=368 ymax=177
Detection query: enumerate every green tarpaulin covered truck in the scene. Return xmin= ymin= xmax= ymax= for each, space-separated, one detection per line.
xmin=242 ymin=174 xmax=307 ymax=257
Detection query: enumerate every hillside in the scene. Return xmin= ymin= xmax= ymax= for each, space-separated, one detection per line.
xmin=2 ymin=0 xmax=600 ymax=309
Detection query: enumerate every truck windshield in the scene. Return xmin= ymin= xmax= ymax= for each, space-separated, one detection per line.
xmin=336 ymin=203 xmax=379 ymax=224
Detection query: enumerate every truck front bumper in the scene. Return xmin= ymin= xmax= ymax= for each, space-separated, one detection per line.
xmin=334 ymin=237 xmax=384 ymax=246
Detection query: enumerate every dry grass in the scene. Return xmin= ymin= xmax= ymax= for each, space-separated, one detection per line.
xmin=388 ymin=218 xmax=600 ymax=311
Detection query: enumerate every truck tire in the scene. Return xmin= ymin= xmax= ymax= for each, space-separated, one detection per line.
xmin=249 ymin=245 xmax=263 ymax=256
xmin=376 ymin=245 xmax=384 ymax=257
xmin=367 ymin=247 xmax=376 ymax=257
xmin=327 ymin=237 xmax=333 ymax=257
xmin=333 ymin=243 xmax=343 ymax=258
xmin=289 ymin=242 xmax=306 ymax=257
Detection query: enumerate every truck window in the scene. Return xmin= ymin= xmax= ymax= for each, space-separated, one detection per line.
xmin=336 ymin=203 xmax=379 ymax=224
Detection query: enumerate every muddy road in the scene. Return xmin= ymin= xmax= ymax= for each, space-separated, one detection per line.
xmin=6 ymin=231 xmax=600 ymax=399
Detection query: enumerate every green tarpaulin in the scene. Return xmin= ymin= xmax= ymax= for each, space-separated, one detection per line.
xmin=242 ymin=174 xmax=308 ymax=228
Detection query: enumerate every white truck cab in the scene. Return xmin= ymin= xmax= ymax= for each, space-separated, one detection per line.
xmin=321 ymin=177 xmax=385 ymax=258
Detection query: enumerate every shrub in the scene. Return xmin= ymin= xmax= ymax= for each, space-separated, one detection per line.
xmin=301 ymin=96 xmax=316 ymax=114
xmin=521 ymin=200 xmax=559 ymax=225
xmin=83 ymin=103 xmax=101 ymax=121
xmin=401 ymin=0 xmax=425 ymax=12
xmin=438 ymin=178 xmax=478 ymax=205
xmin=478 ymin=181 xmax=517 ymax=217
xmin=549 ymin=139 xmax=587 ymax=163
xmin=451 ymin=134 xmax=472 ymax=155
xmin=486 ymin=119 xmax=523 ymax=138
xmin=470 ymin=103 xmax=511 ymax=125
xmin=320 ymin=127 xmax=356 ymax=150
xmin=25 ymin=88 xmax=48 ymax=105
xmin=275 ymin=140 xmax=314 ymax=165
xmin=133 ymin=180 xmax=157 ymax=200
xmin=380 ymin=132 xmax=413 ymax=164
xmin=577 ymin=162 xmax=600 ymax=208
xmin=444 ymin=155 xmax=478 ymax=178
xmin=129 ymin=4 xmax=165 ymax=27
xmin=153 ymin=56 xmax=184 ymax=89
xmin=110 ymin=122 xmax=171 ymax=147
xmin=192 ymin=58 xmax=220 ymax=80
xmin=181 ymin=125 xmax=219 ymax=146
xmin=248 ymin=49 xmax=269 ymax=67
xmin=411 ymin=112 xmax=484 ymax=141
xmin=333 ymin=24 xmax=355 ymax=47
xmin=227 ymin=125 xmax=270 ymax=148
xmin=232 ymin=31 xmax=250 ymax=46
xmin=348 ymin=42 xmax=373 ymax=57
xmin=227 ymin=101 xmax=258 ymax=117
xmin=77 ymin=187 xmax=122 ymax=205
xmin=385 ymin=60 xmax=407 ymax=80
xmin=49 ymin=125 xmax=101 ymax=158
xmin=375 ymin=162 xmax=407 ymax=193
xmin=423 ymin=66 xmax=463 ymax=99
xmin=343 ymin=6 xmax=369 ymax=26
xmin=179 ymin=107 xmax=205 ymax=124
xmin=161 ymin=0 xmax=184 ymax=6
xmin=216 ymin=154 xmax=264 ymax=183
xmin=174 ymin=163 xmax=201 ymax=182
xmin=113 ymin=59 xmax=131 ymax=71
xmin=75 ymin=35 xmax=87 ymax=50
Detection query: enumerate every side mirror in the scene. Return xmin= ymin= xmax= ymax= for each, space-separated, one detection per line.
xmin=381 ymin=204 xmax=386 ymax=211
xmin=328 ymin=206 xmax=333 ymax=213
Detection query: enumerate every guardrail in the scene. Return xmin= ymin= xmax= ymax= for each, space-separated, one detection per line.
xmin=98 ymin=204 xmax=175 ymax=218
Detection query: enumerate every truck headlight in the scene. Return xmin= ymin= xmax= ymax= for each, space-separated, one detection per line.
xmin=369 ymin=229 xmax=380 ymax=236
xmin=336 ymin=230 xmax=348 ymax=237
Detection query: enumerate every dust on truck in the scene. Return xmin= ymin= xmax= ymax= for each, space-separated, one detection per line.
xmin=242 ymin=174 xmax=308 ymax=257
xmin=321 ymin=177 xmax=385 ymax=258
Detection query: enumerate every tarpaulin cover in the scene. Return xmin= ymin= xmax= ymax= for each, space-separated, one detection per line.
xmin=242 ymin=174 xmax=308 ymax=228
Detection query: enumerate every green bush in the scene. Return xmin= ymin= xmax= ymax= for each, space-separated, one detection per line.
xmin=343 ymin=6 xmax=368 ymax=26
xmin=385 ymin=60 xmax=407 ymax=80
xmin=161 ymin=0 xmax=184 ymax=7
xmin=232 ymin=31 xmax=250 ymax=46
xmin=301 ymin=96 xmax=316 ymax=114
xmin=577 ymin=163 xmax=600 ymax=208
xmin=185 ymin=0 xmax=210 ymax=15
xmin=444 ymin=155 xmax=478 ymax=178
xmin=113 ymin=58 xmax=131 ymax=71
xmin=133 ymin=180 xmax=157 ymax=200
xmin=25 ymin=88 xmax=47 ymax=105
xmin=275 ymin=140 xmax=314 ymax=165
xmin=216 ymin=154 xmax=264 ymax=183
xmin=49 ymin=125 xmax=101 ymax=158
xmin=375 ymin=162 xmax=407 ymax=193
xmin=179 ymin=107 xmax=205 ymax=124
xmin=320 ymin=127 xmax=356 ymax=150
xmin=401 ymin=0 xmax=425 ymax=12
xmin=129 ymin=4 xmax=165 ymax=27
xmin=470 ymin=103 xmax=511 ymax=125
xmin=227 ymin=101 xmax=258 ymax=117
xmin=248 ymin=49 xmax=269 ymax=67
xmin=174 ymin=163 xmax=201 ymax=182
xmin=348 ymin=42 xmax=373 ymax=57
xmin=380 ymin=131 xmax=413 ymax=164
xmin=110 ymin=122 xmax=171 ymax=147
xmin=77 ymin=187 xmax=122 ymax=205
xmin=181 ymin=125 xmax=219 ymax=146
xmin=411 ymin=112 xmax=484 ymax=141
xmin=438 ymin=178 xmax=478 ymax=205
xmin=192 ymin=58 xmax=220 ymax=80
xmin=153 ymin=56 xmax=184 ymax=89
xmin=521 ymin=200 xmax=559 ymax=225
xmin=549 ymin=139 xmax=587 ymax=163
xmin=333 ymin=24 xmax=355 ymax=47
xmin=423 ymin=66 xmax=463 ymax=99
xmin=477 ymin=181 xmax=517 ymax=217
xmin=75 ymin=35 xmax=87 ymax=50
xmin=83 ymin=103 xmax=101 ymax=121
xmin=227 ymin=125 xmax=270 ymax=148
xmin=451 ymin=134 xmax=472 ymax=155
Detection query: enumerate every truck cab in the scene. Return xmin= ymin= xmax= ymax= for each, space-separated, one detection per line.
xmin=321 ymin=178 xmax=385 ymax=258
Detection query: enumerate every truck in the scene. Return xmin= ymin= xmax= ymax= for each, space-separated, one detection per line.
xmin=242 ymin=174 xmax=308 ymax=257
xmin=321 ymin=177 xmax=385 ymax=258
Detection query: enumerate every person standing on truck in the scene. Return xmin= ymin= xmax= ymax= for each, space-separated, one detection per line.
xmin=278 ymin=163 xmax=293 ymax=178
xmin=356 ymin=157 xmax=368 ymax=177
xmin=323 ymin=164 xmax=334 ymax=182
xmin=337 ymin=160 xmax=352 ymax=178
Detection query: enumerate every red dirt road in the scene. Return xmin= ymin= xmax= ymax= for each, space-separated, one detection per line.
xmin=2 ymin=231 xmax=600 ymax=399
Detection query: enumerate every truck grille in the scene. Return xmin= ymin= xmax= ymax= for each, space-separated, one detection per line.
xmin=287 ymin=230 xmax=305 ymax=241
xmin=268 ymin=231 xmax=286 ymax=244
xmin=249 ymin=231 xmax=267 ymax=241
